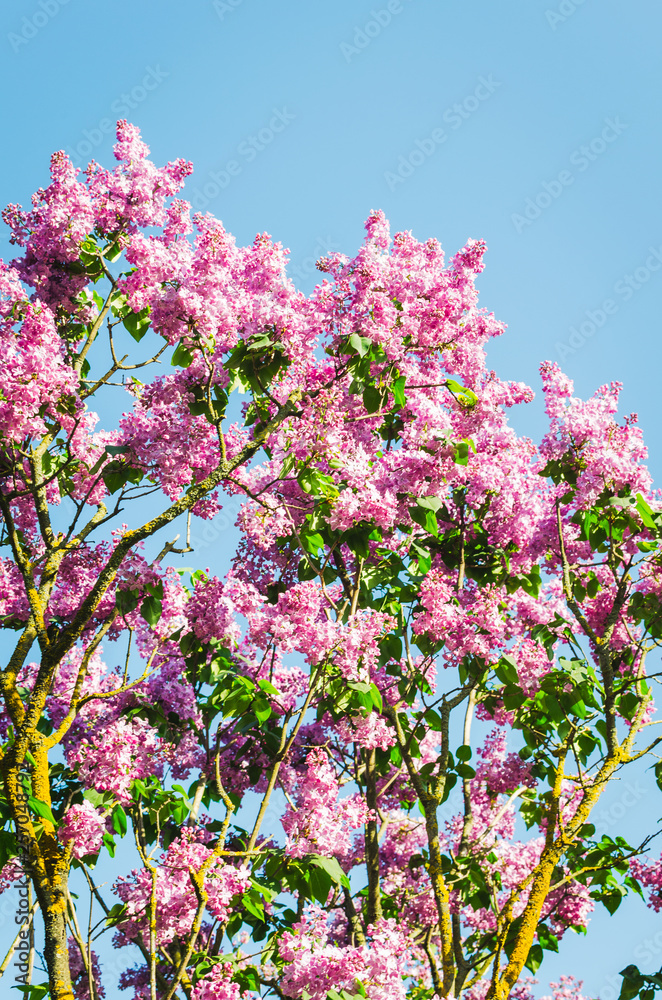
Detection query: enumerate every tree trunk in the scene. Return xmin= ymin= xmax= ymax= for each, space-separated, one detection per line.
xmin=3 ymin=749 xmax=74 ymax=1000
xmin=40 ymin=898 xmax=74 ymax=1000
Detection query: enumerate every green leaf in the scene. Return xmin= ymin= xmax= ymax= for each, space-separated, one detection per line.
xmin=496 ymin=654 xmax=519 ymax=686
xmin=236 ymin=967 xmax=261 ymax=992
xmin=140 ymin=594 xmax=162 ymax=627
xmin=279 ymin=453 xmax=297 ymax=480
xmin=455 ymin=763 xmax=476 ymax=779
xmin=172 ymin=341 xmax=194 ymax=367
xmin=301 ymin=531 xmax=325 ymax=555
xmin=105 ymin=240 xmax=123 ymax=262
xmin=369 ymin=683 xmax=383 ymax=714
xmin=308 ymin=864 xmax=332 ymax=903
xmin=27 ymin=797 xmax=56 ymax=826
xmin=453 ymin=440 xmax=470 ymax=465
xmin=241 ymin=890 xmax=264 ymax=920
xmin=524 ymin=943 xmax=543 ymax=973
xmin=112 ymin=804 xmax=128 ymax=837
xmin=116 ymin=587 xmax=140 ymax=616
xmin=537 ymin=923 xmax=559 ymax=953
xmin=410 ymin=541 xmax=431 ymax=575
xmin=618 ymin=965 xmax=662 ymax=1000
xmin=636 ymin=495 xmax=659 ymax=533
xmin=13 ymin=985 xmax=50 ymax=999
xmin=253 ymin=696 xmax=272 ymax=723
xmin=223 ymin=676 xmax=257 ymax=718
xmin=423 ymin=708 xmax=443 ymax=731
xmin=343 ymin=527 xmax=371 ymax=559
xmin=417 ymin=496 xmax=443 ymax=512
xmin=102 ymin=459 xmax=144 ymax=494
xmin=297 ymin=467 xmax=339 ymax=498
xmin=348 ymin=333 xmax=371 ymax=357
xmin=0 ymin=830 xmax=16 ymax=870
xmin=104 ymin=902 xmax=128 ymax=928
xmin=102 ymin=464 xmax=129 ymax=494
xmin=445 ymin=379 xmax=478 ymax=408
xmin=83 ymin=788 xmax=110 ymax=808
xmin=103 ymin=831 xmax=116 ymax=858
xmin=249 ymin=877 xmax=277 ymax=903
xmin=392 ymin=375 xmax=406 ymax=408
xmin=363 ymin=385 xmax=383 ymax=413
xmin=123 ymin=307 xmax=151 ymax=342
xmin=310 ymin=854 xmax=350 ymax=890
xmin=407 ymin=505 xmax=437 ymax=538
xmin=600 ymin=888 xmax=625 ymax=915
xmin=379 ymin=634 xmax=402 ymax=665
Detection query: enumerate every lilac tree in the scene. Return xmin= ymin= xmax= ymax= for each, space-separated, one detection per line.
xmin=0 ymin=122 xmax=661 ymax=1000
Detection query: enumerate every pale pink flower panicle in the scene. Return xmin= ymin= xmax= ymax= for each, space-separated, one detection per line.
xmin=60 ymin=800 xmax=107 ymax=860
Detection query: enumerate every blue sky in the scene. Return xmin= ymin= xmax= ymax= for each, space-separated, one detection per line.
xmin=0 ymin=0 xmax=661 ymax=995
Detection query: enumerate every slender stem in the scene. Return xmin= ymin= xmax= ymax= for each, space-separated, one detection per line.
xmin=86 ymin=884 xmax=96 ymax=1000
xmin=0 ymin=902 xmax=39 ymax=978
xmin=66 ymin=888 xmax=91 ymax=995
xmin=458 ymin=688 xmax=477 ymax=854
xmin=364 ymin=746 xmax=382 ymax=925
xmin=132 ymin=807 xmax=159 ymax=1000
xmin=247 ymin=664 xmax=323 ymax=853
xmin=423 ymin=926 xmax=443 ymax=995
xmin=75 ymin=275 xmax=116 ymax=375
xmin=27 ymin=881 xmax=35 ymax=987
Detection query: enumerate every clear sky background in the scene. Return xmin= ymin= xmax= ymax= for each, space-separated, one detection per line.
xmin=0 ymin=0 xmax=661 ymax=996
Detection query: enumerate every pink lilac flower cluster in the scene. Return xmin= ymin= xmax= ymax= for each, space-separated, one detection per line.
xmin=0 ymin=260 xmax=80 ymax=443
xmin=191 ymin=963 xmax=255 ymax=1000
xmin=281 ymin=748 xmax=369 ymax=866
xmin=2 ymin=150 xmax=95 ymax=310
xmin=0 ymin=856 xmax=24 ymax=892
xmin=378 ymin=814 xmax=438 ymax=929
xmin=185 ymin=573 xmax=241 ymax=647
xmin=335 ymin=710 xmax=396 ymax=750
xmin=59 ymin=800 xmax=107 ymax=859
xmin=66 ymin=716 xmax=168 ymax=804
xmin=630 ymin=855 xmax=662 ymax=911
xmin=113 ymin=827 xmax=251 ymax=949
xmin=475 ymin=729 xmax=536 ymax=795
xmin=230 ymin=576 xmax=393 ymax=683
xmin=539 ymin=363 xmax=651 ymax=507
xmin=540 ymin=976 xmax=590 ymax=1000
xmin=279 ymin=910 xmax=413 ymax=1000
